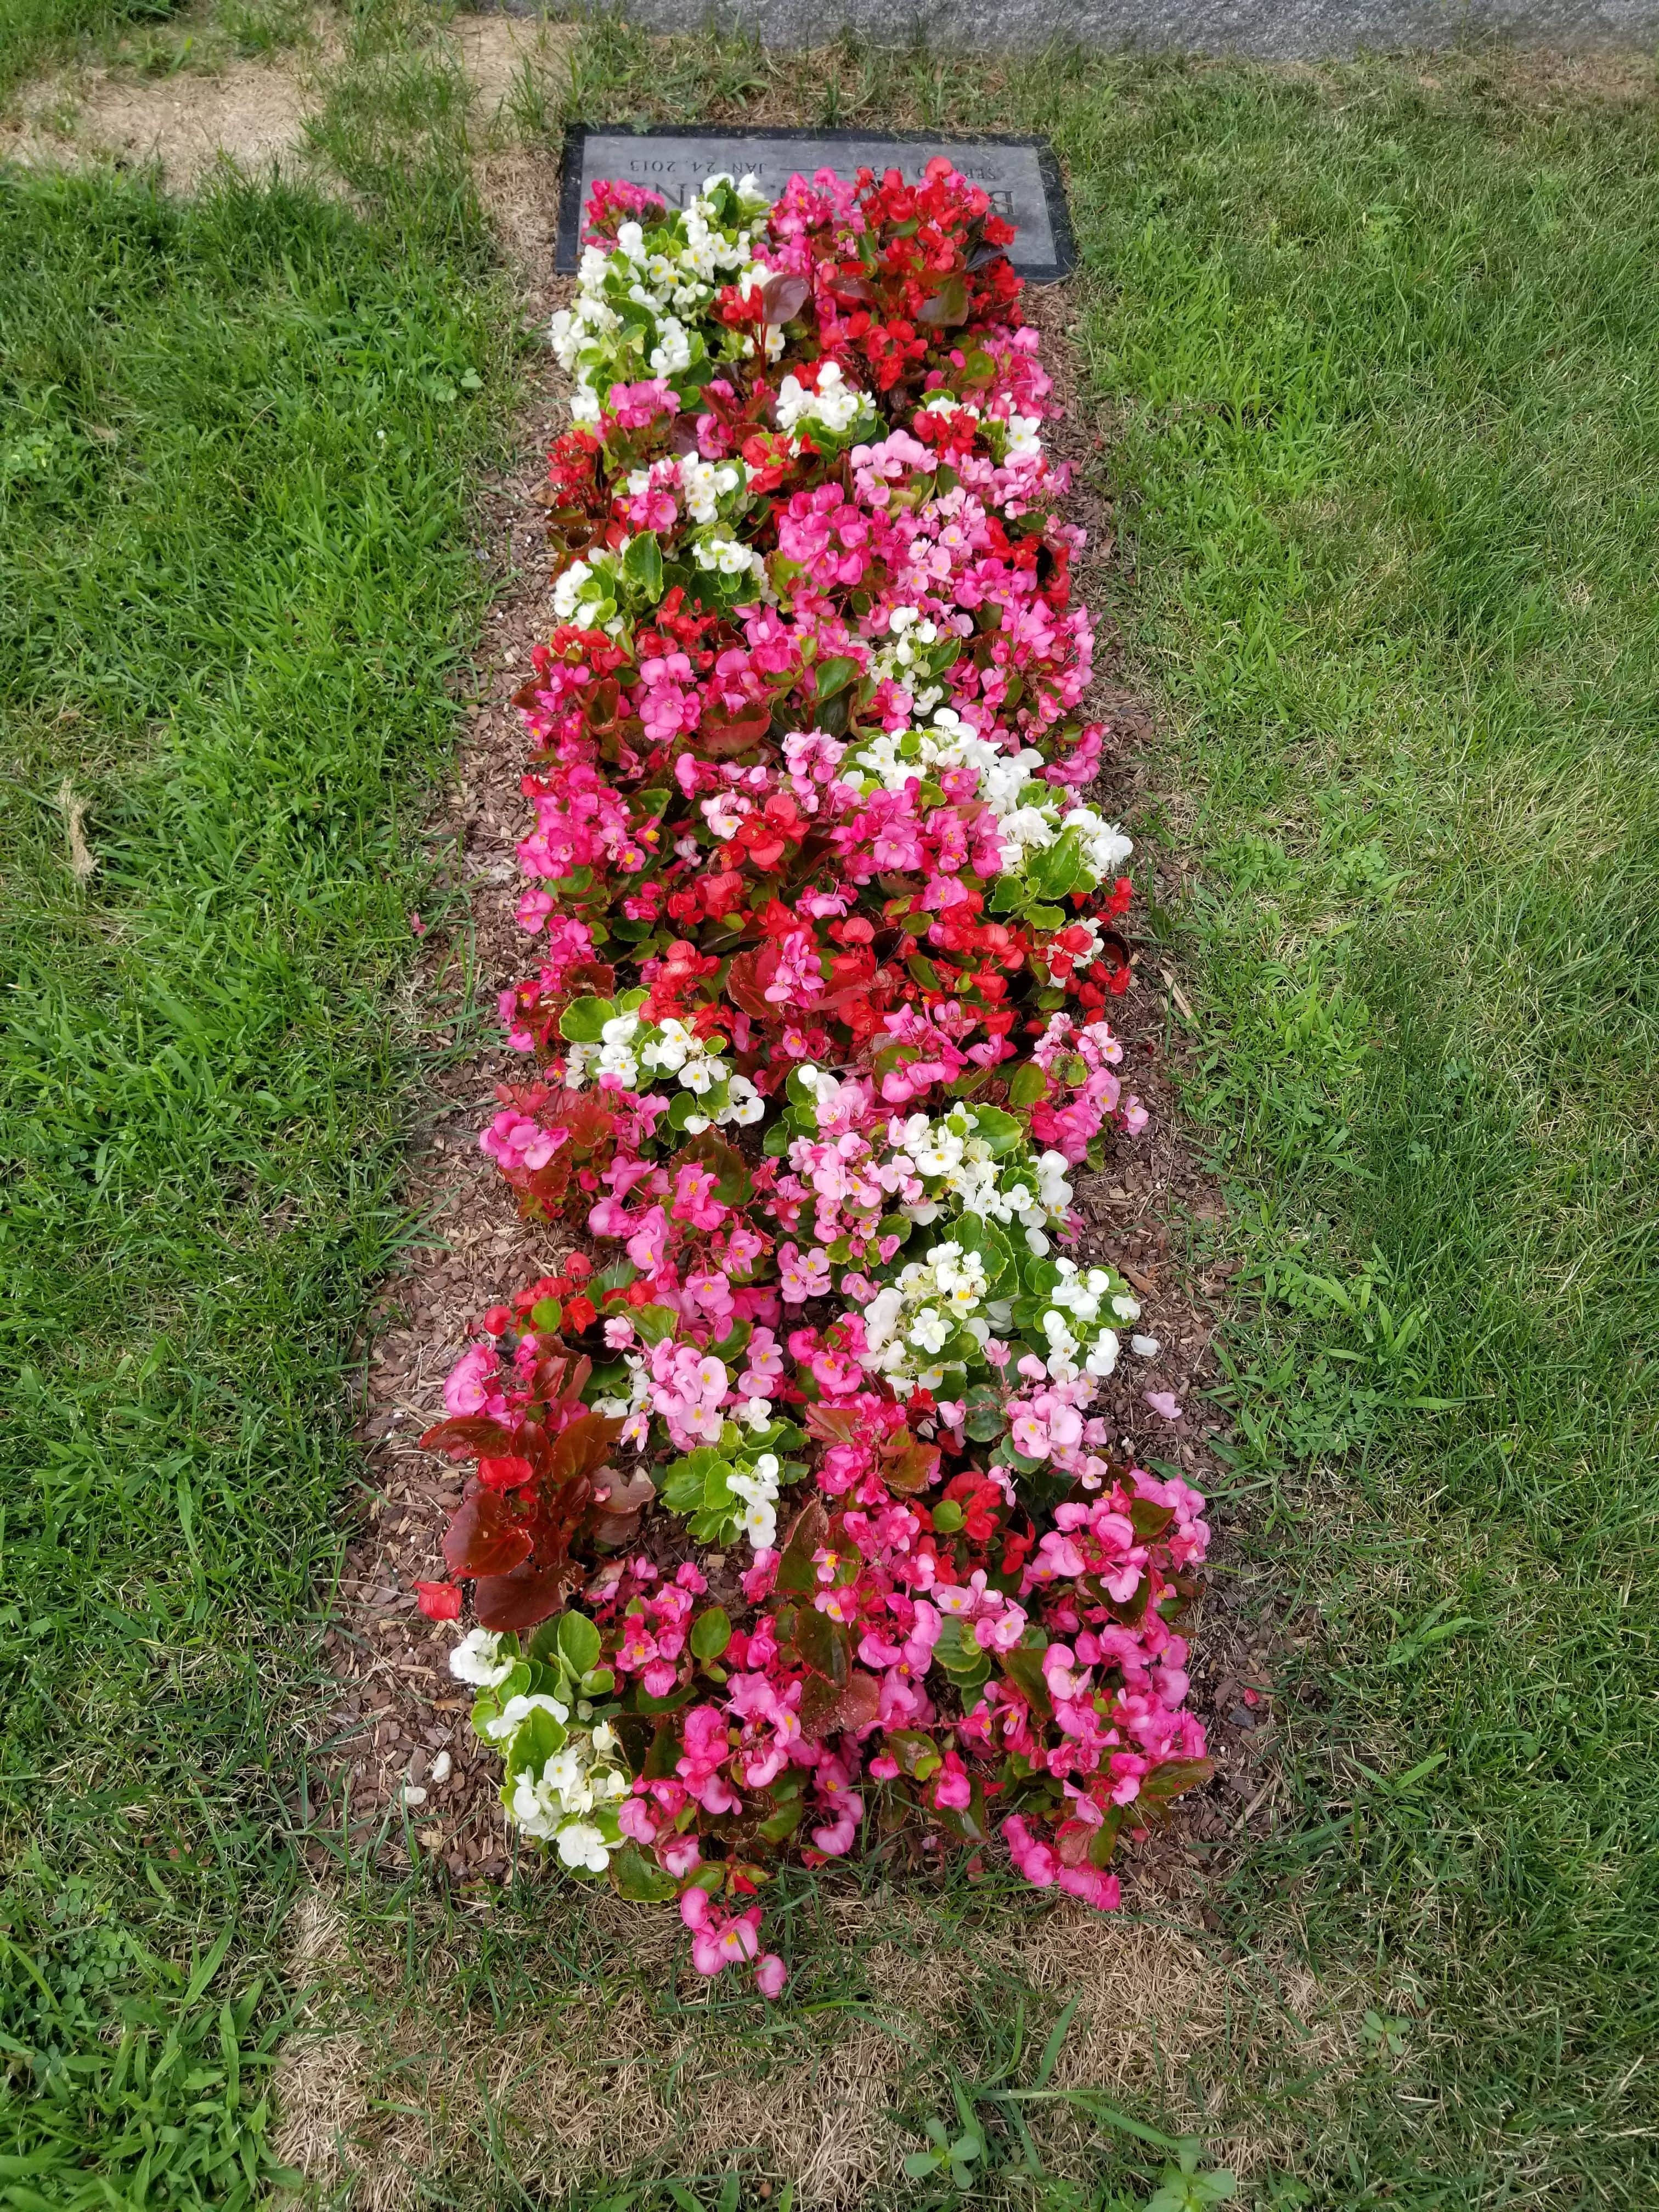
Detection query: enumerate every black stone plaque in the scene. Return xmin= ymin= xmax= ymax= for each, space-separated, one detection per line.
xmin=556 ymin=126 xmax=1074 ymax=283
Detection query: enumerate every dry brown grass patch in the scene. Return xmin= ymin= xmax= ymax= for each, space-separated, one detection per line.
xmin=272 ymin=1879 xmax=1363 ymax=2208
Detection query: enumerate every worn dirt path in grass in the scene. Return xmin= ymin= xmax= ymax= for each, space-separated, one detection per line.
xmin=1 ymin=4 xmax=575 ymax=235
xmin=261 ymin=167 xmax=1353 ymax=2199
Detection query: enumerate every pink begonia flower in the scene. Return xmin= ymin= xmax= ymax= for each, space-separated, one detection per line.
xmin=617 ymin=1796 xmax=657 ymax=1846
xmin=625 ymin=1205 xmax=668 ymax=1272
xmin=1144 ymin=1390 xmax=1184 ymax=1421
xmin=658 ymin=1834 xmax=701 ymax=1879
xmin=443 ymin=1344 xmax=498 ymax=1417
xmin=741 ymin=1549 xmax=780 ymax=1604
xmin=1002 ymin=1815 xmax=1059 ymax=1888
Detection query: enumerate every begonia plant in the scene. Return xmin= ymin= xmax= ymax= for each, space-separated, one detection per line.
xmin=415 ymin=161 xmax=1211 ymax=1998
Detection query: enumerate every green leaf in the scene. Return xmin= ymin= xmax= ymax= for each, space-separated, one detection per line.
xmin=953 ymin=1212 xmax=1015 ymax=1294
xmin=962 ymin=1383 xmax=1005 ymax=1442
xmin=757 ymin=1796 xmax=806 ymax=1843
xmin=631 ymin=1303 xmax=679 ymax=1346
xmin=557 ymin=1611 xmax=602 ymax=1679
xmin=1007 ymin=1060 xmax=1049 ymax=1108
xmin=558 ymin=994 xmax=613 ymax=1043
xmin=814 ymin=654 xmax=859 ymax=701
xmin=969 ymin=1104 xmax=1023 ymax=1156
xmin=622 ymin=530 xmax=664 ymax=600
xmin=690 ymin=1606 xmax=732 ymax=1662
xmin=608 ymin=1842 xmax=678 ymax=1901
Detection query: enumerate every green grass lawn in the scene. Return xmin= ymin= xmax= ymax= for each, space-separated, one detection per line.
xmin=0 ymin=18 xmax=513 ymax=2198
xmin=3 ymin=13 xmax=1656 ymax=2208
xmin=1059 ymin=54 xmax=1659 ymax=2204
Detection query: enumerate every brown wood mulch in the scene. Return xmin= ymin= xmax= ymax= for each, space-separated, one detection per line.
xmin=294 ymin=237 xmax=1290 ymax=1920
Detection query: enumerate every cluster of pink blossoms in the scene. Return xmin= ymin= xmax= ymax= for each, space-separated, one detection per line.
xmin=417 ymin=163 xmax=1211 ymax=2000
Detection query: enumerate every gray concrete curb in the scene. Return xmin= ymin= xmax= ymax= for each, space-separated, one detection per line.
xmin=540 ymin=0 xmax=1659 ymax=57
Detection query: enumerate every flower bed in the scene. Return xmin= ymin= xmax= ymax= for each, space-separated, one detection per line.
xmin=414 ymin=161 xmax=1212 ymax=1996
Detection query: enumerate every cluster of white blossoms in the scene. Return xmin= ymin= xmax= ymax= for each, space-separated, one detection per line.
xmin=1031 ymin=1257 xmax=1143 ymax=1384
xmin=448 ymin=1629 xmax=629 ymax=1870
xmin=774 ymin=359 xmax=870 ymax=437
xmin=508 ymin=1723 xmax=629 ymax=1869
xmin=724 ymin=1448 xmax=782 ymax=1550
xmin=549 ymin=175 xmax=774 ymax=419
xmin=866 ymin=605 xmax=948 ymax=715
xmin=675 ymin=452 xmax=746 ymax=524
xmin=563 ymin=1010 xmax=763 ymax=1132
xmin=449 ymin=1627 xmax=515 ymax=1690
xmin=550 ymin=552 xmax=613 ymax=631
xmin=691 ymin=527 xmax=769 ymax=584
xmin=844 ymin=708 xmax=1134 ymax=885
xmin=887 ymin=1105 xmax=1076 ymax=1250
xmin=861 ymin=1239 xmax=991 ymax=1393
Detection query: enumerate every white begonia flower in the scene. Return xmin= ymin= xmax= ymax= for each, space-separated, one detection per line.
xmin=775 ymin=359 xmax=866 ymax=435
xmin=1131 ymin=1334 xmax=1161 ymax=1358
xmin=555 ymin=1821 xmax=612 ymax=1874
xmin=724 ymin=1075 xmax=764 ymax=1127
xmin=511 ymin=1772 xmax=557 ymax=1836
xmin=913 ymin=1127 xmax=966 ymax=1178
xmin=909 ymin=1307 xmax=953 ymax=1355
xmin=544 ymin=1747 xmax=585 ymax=1800
xmin=481 ymin=1691 xmax=569 ymax=1743
xmin=1082 ymin=1323 xmax=1120 ymax=1377
xmin=551 ymin=557 xmax=592 ymax=622
xmin=449 ymin=1628 xmax=513 ymax=1689
xmin=1002 ymin=410 xmax=1043 ymax=461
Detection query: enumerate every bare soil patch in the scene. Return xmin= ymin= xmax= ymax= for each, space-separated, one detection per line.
xmin=1 ymin=10 xmax=575 ymax=196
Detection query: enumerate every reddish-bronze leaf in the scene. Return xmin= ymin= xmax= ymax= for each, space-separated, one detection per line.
xmin=724 ymin=948 xmax=776 ymax=1023
xmin=472 ymin=1559 xmax=577 ymax=1631
xmin=760 ymin=272 xmax=810 ymax=324
xmin=421 ymin=1414 xmax=518 ymax=1458
xmin=800 ymin=1669 xmax=882 ymax=1738
xmin=587 ymin=1464 xmax=654 ymax=1549
xmin=1054 ymin=1818 xmax=1094 ymax=1868
xmin=998 ymin=1643 xmax=1054 ymax=1723
xmin=1128 ymin=1497 xmax=1176 ymax=1542
xmin=881 ymin=1438 xmax=939 ymax=1495
xmin=805 ymin=1406 xmax=864 ymax=1446
xmin=793 ymin=1602 xmax=850 ymax=1686
xmin=442 ymin=1490 xmax=532 ymax=1578
xmin=679 ymin=1129 xmax=750 ymax=1204
xmin=548 ymin=1410 xmax=627 ymax=1487
xmin=1138 ymin=1756 xmax=1215 ymax=1805
xmin=775 ymin=1499 xmax=830 ymax=1595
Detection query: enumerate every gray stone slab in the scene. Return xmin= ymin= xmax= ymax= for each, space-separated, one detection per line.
xmin=557 ymin=127 xmax=1075 ymax=281
xmin=541 ymin=0 xmax=1659 ymax=55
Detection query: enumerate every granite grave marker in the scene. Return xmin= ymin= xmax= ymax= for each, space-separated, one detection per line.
xmin=557 ymin=127 xmax=1074 ymax=283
